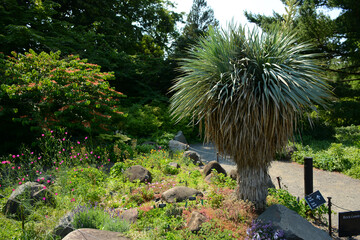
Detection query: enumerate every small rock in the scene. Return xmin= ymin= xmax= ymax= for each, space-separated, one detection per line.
xmin=169 ymin=162 xmax=180 ymax=169
xmin=183 ymin=151 xmax=203 ymax=166
xmin=174 ymin=131 xmax=188 ymax=144
xmin=120 ymin=208 xmax=138 ymax=224
xmin=124 ymin=165 xmax=152 ymax=183
xmin=53 ymin=212 xmax=74 ymax=239
xmin=169 ymin=140 xmax=189 ymax=152
xmin=62 ymin=228 xmax=131 ymax=240
xmin=258 ymin=204 xmax=332 ymax=240
xmin=202 ymin=161 xmax=227 ymax=177
xmin=161 ymin=186 xmax=203 ymax=203
xmin=204 ymin=173 xmax=214 ymax=183
xmin=229 ymin=169 xmax=238 ymax=181
xmin=187 ymin=211 xmax=207 ymax=232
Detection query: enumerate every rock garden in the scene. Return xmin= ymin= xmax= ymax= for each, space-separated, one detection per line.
xmin=0 ymin=130 xmax=333 ymax=239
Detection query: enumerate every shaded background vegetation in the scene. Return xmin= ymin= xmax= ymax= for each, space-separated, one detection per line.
xmin=0 ymin=0 xmax=359 ymax=155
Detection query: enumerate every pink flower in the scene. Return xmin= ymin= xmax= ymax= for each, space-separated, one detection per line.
xmin=47 ymin=180 xmax=51 ymax=183
xmin=30 ymin=152 xmax=33 ymax=154
xmin=85 ymin=137 xmax=88 ymax=140
xmin=71 ymin=198 xmax=75 ymax=202
xmin=12 ymin=189 xmax=15 ymax=191
xmin=19 ymin=182 xmax=22 ymax=185
xmin=55 ymin=193 xmax=58 ymax=196
xmin=65 ymin=132 xmax=68 ymax=134
xmin=43 ymin=197 xmax=46 ymax=201
xmin=37 ymin=179 xmax=40 ymax=182
xmin=43 ymin=186 xmax=47 ymax=189
xmin=11 ymin=167 xmax=15 ymax=169
xmin=18 ymin=166 xmax=21 ymax=169
xmin=22 ymin=178 xmax=25 ymax=181
xmin=31 ymin=162 xmax=33 ymax=164
xmin=108 ymin=159 xmax=110 ymax=162
xmin=56 ymin=167 xmax=58 ymax=170
xmin=41 ymin=134 xmax=45 ymax=137
xmin=69 ymin=181 xmax=72 ymax=183
xmin=50 ymin=130 xmax=53 ymax=133
xmin=12 ymin=155 xmax=15 ymax=158
xmin=71 ymin=189 xmax=74 ymax=191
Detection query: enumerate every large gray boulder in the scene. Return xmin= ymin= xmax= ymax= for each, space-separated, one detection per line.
xmin=174 ymin=131 xmax=188 ymax=144
xmin=53 ymin=212 xmax=74 ymax=239
xmin=62 ymin=228 xmax=131 ymax=240
xmin=258 ymin=204 xmax=332 ymax=240
xmin=202 ymin=161 xmax=227 ymax=177
xmin=124 ymin=165 xmax=152 ymax=183
xmin=187 ymin=211 xmax=207 ymax=232
xmin=183 ymin=150 xmax=204 ymax=166
xmin=3 ymin=182 xmax=55 ymax=219
xmin=169 ymin=140 xmax=189 ymax=152
xmin=161 ymin=186 xmax=203 ymax=203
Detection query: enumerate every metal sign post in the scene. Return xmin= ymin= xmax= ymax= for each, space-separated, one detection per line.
xmin=304 ymin=157 xmax=313 ymax=197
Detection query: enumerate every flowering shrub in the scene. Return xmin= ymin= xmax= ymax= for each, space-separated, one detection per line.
xmin=0 ymin=50 xmax=125 ymax=135
xmin=246 ymin=220 xmax=286 ymax=240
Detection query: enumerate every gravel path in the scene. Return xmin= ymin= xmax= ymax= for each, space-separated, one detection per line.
xmin=190 ymin=143 xmax=360 ymax=239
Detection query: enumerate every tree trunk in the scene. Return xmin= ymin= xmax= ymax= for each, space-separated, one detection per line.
xmin=236 ymin=165 xmax=271 ymax=211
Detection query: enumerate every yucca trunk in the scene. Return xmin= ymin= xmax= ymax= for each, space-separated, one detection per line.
xmin=235 ymin=164 xmax=271 ymax=211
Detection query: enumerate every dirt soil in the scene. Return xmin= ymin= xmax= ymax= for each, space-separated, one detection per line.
xmin=190 ymin=143 xmax=360 ymax=240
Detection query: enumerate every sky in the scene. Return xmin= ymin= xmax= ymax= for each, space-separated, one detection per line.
xmin=171 ymin=0 xmax=286 ymax=29
xmin=170 ymin=0 xmax=341 ymax=29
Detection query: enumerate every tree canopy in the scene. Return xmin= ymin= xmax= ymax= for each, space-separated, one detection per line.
xmin=0 ymin=0 xmax=182 ymax=97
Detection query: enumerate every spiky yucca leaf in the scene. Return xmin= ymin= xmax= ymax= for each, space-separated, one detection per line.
xmin=170 ymin=24 xmax=332 ymax=209
xmin=171 ymin=24 xmax=331 ymax=167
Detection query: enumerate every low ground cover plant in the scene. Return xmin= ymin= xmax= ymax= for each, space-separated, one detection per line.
xmin=289 ymin=125 xmax=360 ymax=179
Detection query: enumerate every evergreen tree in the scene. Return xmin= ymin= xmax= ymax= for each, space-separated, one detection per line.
xmin=172 ymin=0 xmax=219 ymax=58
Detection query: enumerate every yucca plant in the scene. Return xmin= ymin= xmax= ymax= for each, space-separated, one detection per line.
xmin=170 ymin=24 xmax=332 ymax=210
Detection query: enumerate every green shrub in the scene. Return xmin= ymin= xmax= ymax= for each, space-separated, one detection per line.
xmin=211 ymin=169 xmax=237 ymax=189
xmin=267 ymin=188 xmax=328 ymax=220
xmin=0 ymin=50 xmax=125 ymax=137
xmin=72 ymin=204 xmax=130 ymax=232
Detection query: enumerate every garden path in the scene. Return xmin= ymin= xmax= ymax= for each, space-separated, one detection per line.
xmin=190 ymin=143 xmax=360 ymax=239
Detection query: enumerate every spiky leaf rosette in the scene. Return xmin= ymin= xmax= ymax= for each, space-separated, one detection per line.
xmin=170 ymin=24 xmax=332 ymax=170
